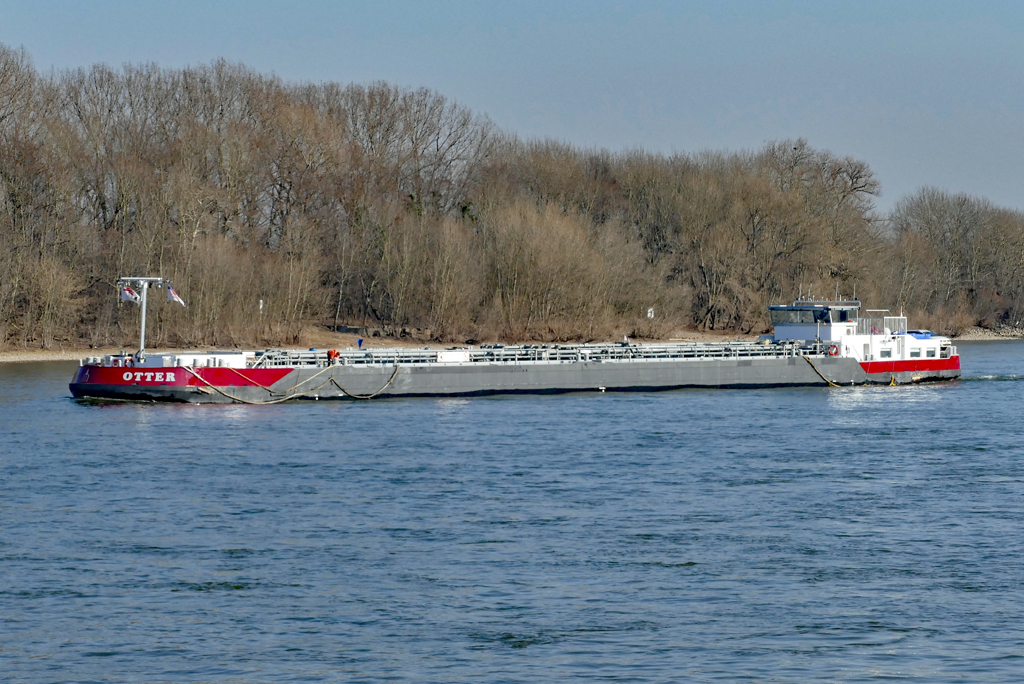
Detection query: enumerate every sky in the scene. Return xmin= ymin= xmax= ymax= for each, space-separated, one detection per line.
xmin=3 ymin=0 xmax=1022 ymax=213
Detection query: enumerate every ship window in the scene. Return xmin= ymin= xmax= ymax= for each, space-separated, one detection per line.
xmin=927 ymin=348 xmax=936 ymax=358
xmin=771 ymin=310 xmax=817 ymax=324
xmin=880 ymin=348 xmax=892 ymax=358
xmin=830 ymin=309 xmax=857 ymax=323
xmin=910 ymin=349 xmax=921 ymax=358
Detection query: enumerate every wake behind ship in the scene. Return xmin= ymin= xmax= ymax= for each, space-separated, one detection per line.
xmin=70 ymin=278 xmax=960 ymax=404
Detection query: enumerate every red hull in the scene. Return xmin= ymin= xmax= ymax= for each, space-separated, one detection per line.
xmin=72 ymin=365 xmax=293 ymax=388
xmin=859 ymin=357 xmax=960 ymax=374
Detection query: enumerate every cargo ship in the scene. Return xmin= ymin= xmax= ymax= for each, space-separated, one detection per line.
xmin=69 ymin=278 xmax=960 ymax=404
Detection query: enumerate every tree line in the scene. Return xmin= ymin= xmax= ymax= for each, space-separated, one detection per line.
xmin=2 ymin=43 xmax=1023 ymax=350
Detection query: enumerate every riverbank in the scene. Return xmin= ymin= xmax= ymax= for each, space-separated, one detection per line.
xmin=955 ymin=326 xmax=1024 ymax=341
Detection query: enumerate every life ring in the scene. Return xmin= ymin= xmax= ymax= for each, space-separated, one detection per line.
xmin=828 ymin=345 xmax=839 ymax=356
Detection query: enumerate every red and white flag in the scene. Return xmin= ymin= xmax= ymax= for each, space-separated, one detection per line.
xmin=120 ymin=285 xmax=141 ymax=304
xmin=167 ymin=285 xmax=186 ymax=308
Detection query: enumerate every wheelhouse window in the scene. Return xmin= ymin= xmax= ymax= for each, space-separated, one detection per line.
xmin=910 ymin=349 xmax=921 ymax=358
xmin=927 ymin=348 xmax=936 ymax=358
xmin=880 ymin=348 xmax=892 ymax=358
xmin=830 ymin=309 xmax=858 ymax=323
xmin=772 ymin=307 xmax=855 ymax=325
xmin=771 ymin=309 xmax=817 ymax=324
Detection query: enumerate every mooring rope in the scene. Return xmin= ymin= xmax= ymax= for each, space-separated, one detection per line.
xmin=802 ymin=355 xmax=841 ymax=388
xmin=225 ymin=366 xmax=276 ymax=391
xmin=330 ymin=364 xmax=400 ymax=399
xmin=184 ymin=366 xmax=333 ymax=404
xmin=183 ymin=363 xmax=400 ymax=405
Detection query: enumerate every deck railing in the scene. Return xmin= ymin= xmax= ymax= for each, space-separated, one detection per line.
xmin=250 ymin=340 xmax=836 ymax=368
xmin=856 ymin=316 xmax=908 ymax=335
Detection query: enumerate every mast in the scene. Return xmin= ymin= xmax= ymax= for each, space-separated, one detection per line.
xmin=139 ymin=281 xmax=149 ymax=356
xmin=118 ymin=276 xmax=167 ymax=360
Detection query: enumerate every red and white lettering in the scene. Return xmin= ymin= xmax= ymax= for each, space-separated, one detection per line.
xmin=166 ymin=371 xmax=176 ymax=382
xmin=122 ymin=371 xmax=133 ymax=381
xmin=144 ymin=372 xmax=154 ymax=381
xmin=134 ymin=372 xmax=143 ymax=381
xmin=155 ymin=372 xmax=164 ymax=381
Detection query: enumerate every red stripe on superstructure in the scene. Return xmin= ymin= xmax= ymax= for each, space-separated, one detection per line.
xmin=859 ymin=357 xmax=960 ymax=374
xmin=73 ymin=365 xmax=292 ymax=387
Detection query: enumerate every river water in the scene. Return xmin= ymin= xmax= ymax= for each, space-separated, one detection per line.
xmin=2 ymin=342 xmax=1023 ymax=682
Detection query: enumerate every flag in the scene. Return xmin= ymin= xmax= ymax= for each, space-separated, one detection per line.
xmin=167 ymin=285 xmax=186 ymax=308
xmin=120 ymin=285 xmax=141 ymax=304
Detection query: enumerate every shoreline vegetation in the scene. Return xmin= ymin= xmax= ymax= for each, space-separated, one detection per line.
xmin=4 ymin=43 xmax=1024 ymax=355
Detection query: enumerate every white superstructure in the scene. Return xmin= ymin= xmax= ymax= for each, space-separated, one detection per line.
xmin=768 ymin=300 xmax=956 ymax=363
